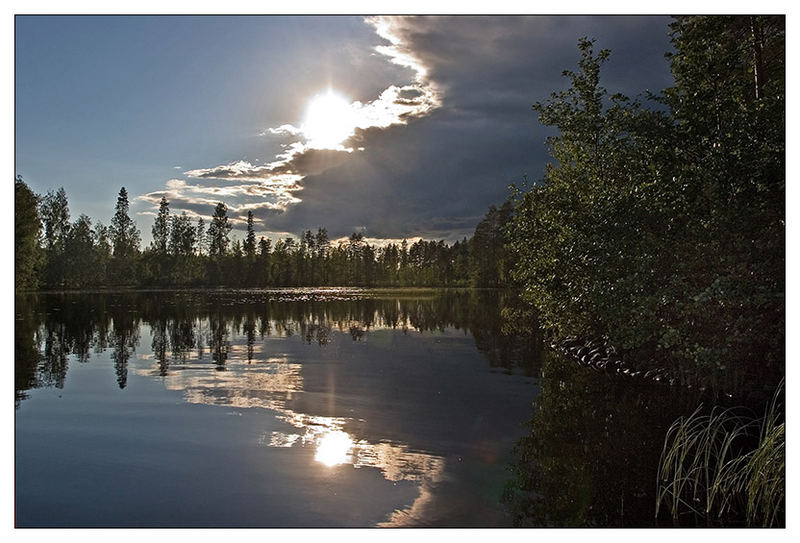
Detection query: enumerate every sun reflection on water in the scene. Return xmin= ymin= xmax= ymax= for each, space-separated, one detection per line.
xmin=314 ymin=431 xmax=354 ymax=467
xmin=136 ymin=319 xmax=447 ymax=524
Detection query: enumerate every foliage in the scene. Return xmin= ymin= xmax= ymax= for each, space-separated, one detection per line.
xmin=659 ymin=16 xmax=785 ymax=386
xmin=151 ymin=196 xmax=170 ymax=255
xmin=470 ymin=201 xmax=514 ymax=288
xmin=243 ymin=210 xmax=256 ymax=258
xmin=16 ymin=185 xmax=510 ymax=289
xmin=110 ymin=187 xmax=140 ymax=258
xmin=108 ymin=187 xmax=141 ymax=285
xmin=509 ymin=38 xmax=679 ymax=348
xmin=15 ymin=177 xmax=42 ymax=290
xmin=207 ymin=202 xmax=232 ymax=257
xmin=508 ymin=19 xmax=784 ymax=392
xmin=63 ymin=215 xmax=103 ymax=288
xmin=39 ymin=186 xmax=71 ymax=287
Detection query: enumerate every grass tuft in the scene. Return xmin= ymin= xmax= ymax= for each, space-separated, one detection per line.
xmin=655 ymin=380 xmax=784 ymax=527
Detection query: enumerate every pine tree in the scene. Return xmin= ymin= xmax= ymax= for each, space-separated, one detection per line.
xmin=196 ymin=218 xmax=206 ymax=255
xmin=110 ymin=187 xmax=140 ymax=258
xmin=93 ymin=220 xmax=112 ymax=284
xmin=207 ymin=202 xmax=232 ymax=257
xmin=315 ymin=227 xmax=329 ymax=258
xmin=243 ymin=210 xmax=256 ymax=258
xmin=258 ymin=236 xmax=271 ymax=257
xmin=151 ymin=196 xmax=169 ymax=255
xmin=109 ymin=187 xmax=141 ymax=285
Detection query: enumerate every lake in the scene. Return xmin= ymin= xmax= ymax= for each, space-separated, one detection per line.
xmin=15 ymin=289 xmax=691 ymax=527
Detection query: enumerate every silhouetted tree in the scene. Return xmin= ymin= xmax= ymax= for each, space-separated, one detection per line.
xmin=470 ymin=201 xmax=513 ymax=288
xmin=196 ymin=218 xmax=207 ymax=256
xmin=207 ymin=203 xmax=232 ymax=257
xmin=110 ymin=187 xmax=140 ymax=258
xmin=39 ymin=186 xmax=70 ymax=287
xmin=509 ymin=25 xmax=784 ymax=391
xmin=15 ymin=177 xmax=42 ymax=290
xmin=109 ymin=187 xmax=141 ymax=285
xmin=151 ymin=196 xmax=170 ymax=255
xmin=63 ymin=215 xmax=97 ymax=288
xmin=244 ymin=211 xmax=256 ymax=259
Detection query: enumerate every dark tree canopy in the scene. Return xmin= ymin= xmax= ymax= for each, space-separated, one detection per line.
xmin=207 ymin=202 xmax=232 ymax=257
xmin=15 ymin=177 xmax=42 ymax=290
xmin=14 ymin=17 xmax=784 ymax=395
xmin=508 ymin=20 xmax=784 ymax=391
xmin=110 ymin=187 xmax=141 ymax=258
xmin=151 ymin=196 xmax=169 ymax=255
xmin=243 ymin=211 xmax=256 ymax=259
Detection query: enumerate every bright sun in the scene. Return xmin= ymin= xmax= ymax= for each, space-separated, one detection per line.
xmin=302 ymin=90 xmax=356 ymax=149
xmin=314 ymin=431 xmax=354 ymax=467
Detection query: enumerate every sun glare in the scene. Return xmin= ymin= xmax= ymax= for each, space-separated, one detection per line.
xmin=302 ymin=90 xmax=356 ymax=149
xmin=314 ymin=431 xmax=354 ymax=467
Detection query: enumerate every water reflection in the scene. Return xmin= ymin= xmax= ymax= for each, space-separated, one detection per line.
xmin=16 ymin=290 xmax=539 ymax=403
xmin=15 ymin=289 xmax=539 ymax=526
xmin=315 ymin=431 xmax=353 ymax=466
xmin=502 ymin=350 xmax=700 ymax=527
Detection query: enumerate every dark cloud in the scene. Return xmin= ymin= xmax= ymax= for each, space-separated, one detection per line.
xmin=257 ymin=16 xmax=674 ymax=240
xmin=157 ymin=16 xmax=675 ymax=242
xmin=397 ymin=87 xmax=424 ymax=99
xmin=262 ymin=106 xmax=551 ymax=241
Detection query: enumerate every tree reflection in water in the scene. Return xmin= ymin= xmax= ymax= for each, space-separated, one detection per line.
xmin=503 ymin=349 xmax=699 ymax=527
xmin=15 ymin=289 xmax=543 ymax=526
xmin=13 ymin=289 xmax=755 ymax=527
xmin=15 ymin=289 xmax=542 ymax=403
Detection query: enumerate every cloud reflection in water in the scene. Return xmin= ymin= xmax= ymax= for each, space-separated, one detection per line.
xmin=136 ymin=322 xmax=446 ymax=524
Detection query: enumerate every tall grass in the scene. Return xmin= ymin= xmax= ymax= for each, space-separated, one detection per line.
xmin=655 ymin=381 xmax=784 ymax=527
xmin=737 ymin=383 xmax=785 ymax=527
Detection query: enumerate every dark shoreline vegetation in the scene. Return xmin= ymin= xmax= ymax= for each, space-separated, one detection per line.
xmin=15 ymin=16 xmax=784 ymax=527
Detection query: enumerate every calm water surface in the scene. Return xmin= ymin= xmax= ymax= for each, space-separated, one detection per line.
xmin=16 ymin=289 xmax=544 ymax=527
xmin=15 ymin=289 xmax=691 ymax=527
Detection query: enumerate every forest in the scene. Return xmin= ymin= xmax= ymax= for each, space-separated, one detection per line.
xmin=15 ymin=15 xmax=784 ymax=392
xmin=507 ymin=16 xmax=784 ymax=392
xmin=501 ymin=16 xmax=785 ymax=526
xmin=14 ymin=183 xmax=512 ymax=290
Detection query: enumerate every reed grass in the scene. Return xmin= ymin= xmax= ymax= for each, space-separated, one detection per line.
xmin=655 ymin=380 xmax=784 ymax=527
xmin=739 ymin=382 xmax=785 ymax=527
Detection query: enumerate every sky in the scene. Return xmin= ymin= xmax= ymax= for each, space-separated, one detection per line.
xmin=15 ymin=15 xmax=676 ymax=245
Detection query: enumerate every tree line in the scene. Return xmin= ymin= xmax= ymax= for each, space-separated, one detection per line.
xmin=14 ymin=181 xmax=512 ymax=290
xmin=14 ymin=15 xmax=783 ymax=392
